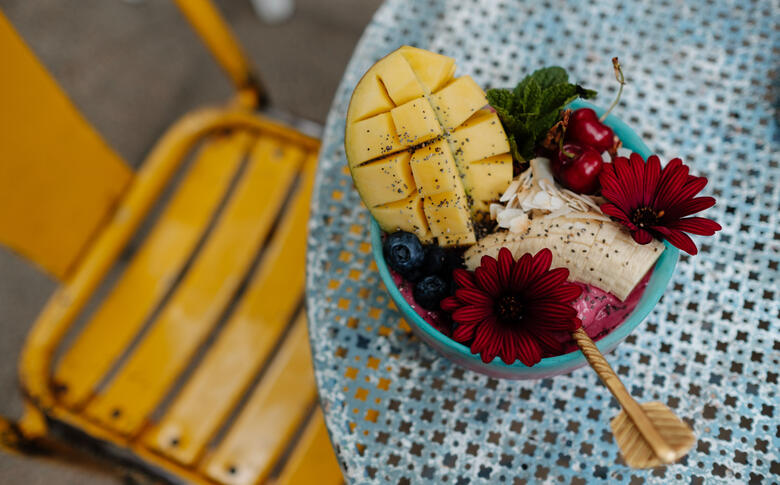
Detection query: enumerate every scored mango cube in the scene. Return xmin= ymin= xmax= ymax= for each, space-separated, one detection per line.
xmin=438 ymin=231 xmax=477 ymax=248
xmin=400 ymin=46 xmax=455 ymax=93
xmin=429 ymin=76 xmax=488 ymax=131
xmin=351 ymin=151 xmax=415 ymax=208
xmin=448 ymin=109 xmax=510 ymax=165
xmin=372 ymin=194 xmax=432 ymax=242
xmin=463 ymin=153 xmax=514 ymax=202
xmin=374 ymin=54 xmax=425 ymax=105
xmin=391 ymin=97 xmax=442 ymax=146
xmin=347 ymin=74 xmax=395 ymax=121
xmin=409 ymin=139 xmax=460 ymax=196
xmin=423 ymin=188 xmax=472 ymax=240
xmin=345 ymin=47 xmax=515 ymax=247
xmin=346 ymin=112 xmax=405 ymax=167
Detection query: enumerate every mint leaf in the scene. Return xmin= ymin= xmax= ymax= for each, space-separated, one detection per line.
xmin=487 ymin=89 xmax=524 ymax=133
xmin=540 ymin=83 xmax=579 ymax=113
xmin=486 ymin=88 xmax=514 ymax=111
xmin=576 ymin=85 xmax=598 ymax=99
xmin=487 ymin=67 xmax=597 ymax=162
xmin=528 ymin=66 xmax=568 ymax=89
xmin=493 ymin=104 xmax=524 ymax=133
xmin=521 ymin=80 xmax=542 ymax=117
xmin=516 ymin=132 xmax=536 ymax=161
xmin=529 ymin=109 xmax=561 ymax=138
xmin=507 ymin=134 xmax=523 ymax=163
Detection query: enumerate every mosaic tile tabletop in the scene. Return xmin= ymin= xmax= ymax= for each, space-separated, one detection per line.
xmin=305 ymin=0 xmax=779 ymax=483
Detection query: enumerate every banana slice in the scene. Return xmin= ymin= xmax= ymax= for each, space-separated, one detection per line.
xmin=464 ymin=216 xmax=664 ymax=301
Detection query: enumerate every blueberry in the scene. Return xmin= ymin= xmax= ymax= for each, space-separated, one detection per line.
xmin=441 ymin=250 xmax=465 ymax=277
xmin=413 ymin=275 xmax=450 ymax=310
xmin=421 ymin=245 xmax=447 ymax=275
xmin=383 ymin=231 xmax=424 ymax=279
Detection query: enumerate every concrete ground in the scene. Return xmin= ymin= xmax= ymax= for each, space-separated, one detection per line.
xmin=0 ymin=0 xmax=380 ymax=482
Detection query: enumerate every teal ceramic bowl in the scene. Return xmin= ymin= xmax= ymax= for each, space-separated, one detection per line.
xmin=370 ymin=100 xmax=679 ymax=379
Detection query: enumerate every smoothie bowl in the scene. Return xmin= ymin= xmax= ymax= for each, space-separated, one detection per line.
xmin=344 ymin=47 xmax=715 ymax=380
xmin=369 ymin=99 xmax=680 ymax=379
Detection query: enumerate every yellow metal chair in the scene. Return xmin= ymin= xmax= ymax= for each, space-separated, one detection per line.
xmin=0 ymin=1 xmax=342 ymax=484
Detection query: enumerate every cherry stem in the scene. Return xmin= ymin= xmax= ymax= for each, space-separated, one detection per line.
xmin=558 ymin=109 xmax=572 ymax=153
xmin=599 ymin=57 xmax=625 ymax=122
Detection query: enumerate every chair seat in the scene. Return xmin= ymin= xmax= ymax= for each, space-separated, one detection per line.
xmin=44 ymin=124 xmax=340 ymax=485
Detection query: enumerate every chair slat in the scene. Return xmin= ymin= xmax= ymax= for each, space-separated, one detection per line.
xmin=201 ymin=313 xmax=316 ymax=485
xmin=83 ymin=136 xmax=305 ymax=436
xmin=142 ymin=153 xmax=317 ymax=465
xmin=53 ymin=132 xmax=252 ymax=409
xmin=275 ymin=410 xmax=344 ymax=485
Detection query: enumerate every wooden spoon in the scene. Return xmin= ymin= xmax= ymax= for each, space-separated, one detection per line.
xmin=571 ymin=328 xmax=696 ymax=468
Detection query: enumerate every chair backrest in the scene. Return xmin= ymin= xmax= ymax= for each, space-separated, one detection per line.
xmin=172 ymin=0 xmax=265 ymax=106
xmin=0 ymin=11 xmax=132 ymax=280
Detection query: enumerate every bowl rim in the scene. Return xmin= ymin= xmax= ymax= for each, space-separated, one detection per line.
xmin=369 ymin=99 xmax=679 ymax=373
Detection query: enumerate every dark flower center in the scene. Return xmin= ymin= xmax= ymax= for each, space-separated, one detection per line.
xmin=631 ymin=206 xmax=664 ymax=228
xmin=496 ymin=294 xmax=524 ymax=324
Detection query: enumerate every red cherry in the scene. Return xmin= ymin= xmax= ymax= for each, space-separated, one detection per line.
xmin=565 ymin=58 xmax=626 ymax=154
xmin=566 ymin=108 xmax=615 ymax=153
xmin=552 ymin=143 xmax=604 ymax=194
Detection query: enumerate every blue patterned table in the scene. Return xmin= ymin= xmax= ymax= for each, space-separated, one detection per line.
xmin=305 ymin=1 xmax=779 ymax=483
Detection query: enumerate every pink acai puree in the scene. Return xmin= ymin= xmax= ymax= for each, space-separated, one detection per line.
xmin=391 ymin=270 xmax=651 ymax=358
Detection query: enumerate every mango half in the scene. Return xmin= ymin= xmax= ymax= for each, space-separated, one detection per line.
xmin=345 ymin=46 xmax=512 ymax=246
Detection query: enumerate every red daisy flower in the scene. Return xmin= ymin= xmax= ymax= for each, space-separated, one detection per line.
xmin=599 ymin=153 xmax=721 ymax=255
xmin=440 ymin=248 xmax=582 ymax=366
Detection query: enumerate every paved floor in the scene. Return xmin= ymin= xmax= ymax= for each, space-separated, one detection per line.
xmin=0 ymin=0 xmax=380 ymax=482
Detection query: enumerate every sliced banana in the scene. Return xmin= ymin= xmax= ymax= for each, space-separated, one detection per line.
xmin=465 ymin=218 xmax=663 ymax=301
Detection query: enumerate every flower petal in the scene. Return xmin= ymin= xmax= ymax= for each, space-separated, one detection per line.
xmin=531 ymin=329 xmax=565 ymax=354
xmin=652 ymin=158 xmax=688 ymax=210
xmin=663 ymin=196 xmax=716 ymax=220
xmin=514 ymin=331 xmax=543 ymax=367
xmin=452 ymin=305 xmax=490 ymax=325
xmin=614 ymin=155 xmax=641 ymax=208
xmin=643 ymin=155 xmax=661 ymax=207
xmin=600 ymin=202 xmax=634 ymax=227
xmin=599 ymin=162 xmax=630 ymax=206
xmin=479 ymin=341 xmax=500 ymax=364
xmin=667 ymin=216 xmax=722 ymax=236
xmin=526 ymin=267 xmax=570 ymax=296
xmin=452 ymin=268 xmax=477 ymax=289
xmin=527 ymin=248 xmax=553 ymax=283
xmin=652 ymin=225 xmax=698 ymax=255
xmin=475 ymin=266 xmax=501 ymax=297
xmin=452 ymin=321 xmax=479 ymax=342
xmin=510 ymin=252 xmax=533 ymax=292
xmin=497 ymin=247 xmax=514 ymax=288
xmin=480 ymin=254 xmax=498 ymax=275
xmin=526 ymin=302 xmax=578 ymax=325
xmin=629 ymin=153 xmax=647 ymax=206
xmin=542 ymin=283 xmax=583 ymax=303
xmin=631 ymin=228 xmax=654 ymax=244
xmin=471 ymin=321 xmax=498 ymax=363
xmin=455 ymin=288 xmax=493 ymax=307
xmin=499 ymin=331 xmax=519 ymax=364
xmin=664 ymin=175 xmax=708 ymax=209
xmin=440 ymin=296 xmax=462 ymax=312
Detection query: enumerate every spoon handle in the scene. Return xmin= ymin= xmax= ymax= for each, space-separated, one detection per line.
xmin=571 ymin=327 xmax=676 ymax=463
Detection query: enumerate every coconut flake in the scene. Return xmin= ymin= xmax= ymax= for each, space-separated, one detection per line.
xmin=489 ymin=203 xmax=504 ymax=220
xmin=500 ymin=179 xmax=522 ymax=202
xmin=492 ymin=157 xmax=611 ymax=228
xmin=496 ymin=208 xmax=526 ymax=228
xmin=509 ymin=212 xmax=530 ymax=233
